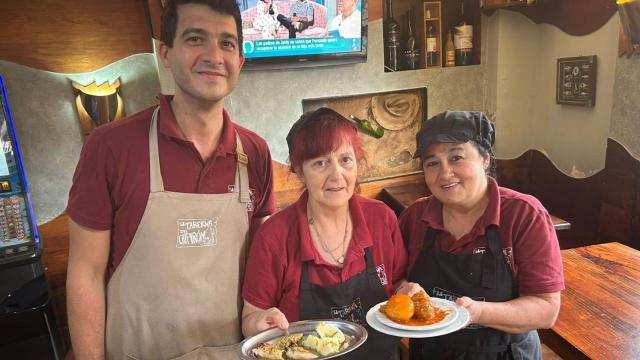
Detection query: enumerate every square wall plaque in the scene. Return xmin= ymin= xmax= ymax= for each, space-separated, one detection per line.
xmin=556 ymin=55 xmax=597 ymax=107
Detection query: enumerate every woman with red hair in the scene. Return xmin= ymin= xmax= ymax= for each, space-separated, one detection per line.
xmin=242 ymin=108 xmax=421 ymax=359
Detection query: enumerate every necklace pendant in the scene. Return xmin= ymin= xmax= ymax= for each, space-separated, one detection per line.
xmin=337 ymin=256 xmax=345 ymax=264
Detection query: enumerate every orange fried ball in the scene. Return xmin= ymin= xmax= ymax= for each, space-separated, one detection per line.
xmin=384 ymin=294 xmax=415 ymax=321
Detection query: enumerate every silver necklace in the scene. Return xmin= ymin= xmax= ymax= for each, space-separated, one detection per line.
xmin=308 ymin=207 xmax=350 ymax=265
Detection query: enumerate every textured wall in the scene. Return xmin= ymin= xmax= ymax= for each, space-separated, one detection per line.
xmin=610 ymin=54 xmax=640 ymax=159
xmin=0 ymin=54 xmax=160 ymax=224
xmin=157 ymin=20 xmax=487 ymax=163
xmin=485 ymin=11 xmax=619 ymax=177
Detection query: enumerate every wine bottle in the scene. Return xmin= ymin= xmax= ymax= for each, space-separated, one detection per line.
xmin=445 ymin=31 xmax=455 ymax=67
xmin=426 ymin=24 xmax=437 ymax=67
xmin=384 ymin=0 xmax=401 ymax=72
xmin=454 ymin=1 xmax=473 ymax=66
xmin=404 ymin=11 xmax=418 ymax=70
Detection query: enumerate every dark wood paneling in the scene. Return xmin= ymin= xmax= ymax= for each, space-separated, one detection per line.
xmin=485 ymin=0 xmax=618 ymax=37
xmin=0 ymin=0 xmax=152 ymax=73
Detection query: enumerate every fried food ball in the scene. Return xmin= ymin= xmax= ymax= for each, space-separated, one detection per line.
xmin=384 ymin=293 xmax=415 ymax=321
xmin=412 ymin=291 xmax=436 ymax=321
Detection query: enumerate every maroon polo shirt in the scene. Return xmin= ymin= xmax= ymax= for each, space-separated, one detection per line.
xmin=67 ymin=95 xmax=276 ymax=277
xmin=242 ymin=192 xmax=407 ymax=322
xmin=398 ymin=177 xmax=564 ymax=295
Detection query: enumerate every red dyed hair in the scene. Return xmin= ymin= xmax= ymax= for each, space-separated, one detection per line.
xmin=288 ymin=110 xmax=365 ymax=173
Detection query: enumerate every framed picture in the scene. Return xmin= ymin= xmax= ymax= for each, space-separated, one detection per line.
xmin=556 ymin=55 xmax=597 ymax=107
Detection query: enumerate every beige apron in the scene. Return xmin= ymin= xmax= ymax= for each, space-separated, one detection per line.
xmin=105 ymin=107 xmax=250 ymax=360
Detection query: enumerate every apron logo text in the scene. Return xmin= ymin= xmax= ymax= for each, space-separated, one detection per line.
xmin=375 ymin=264 xmax=388 ymax=286
xmin=176 ymin=218 xmax=218 ymax=248
xmin=330 ymin=297 xmax=365 ymax=325
xmin=472 ymin=246 xmax=513 ymax=266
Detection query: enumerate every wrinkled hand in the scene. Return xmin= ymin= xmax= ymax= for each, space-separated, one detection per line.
xmin=395 ymin=282 xmax=424 ymax=297
xmin=455 ymin=296 xmax=483 ymax=325
xmin=255 ymin=307 xmax=289 ymax=332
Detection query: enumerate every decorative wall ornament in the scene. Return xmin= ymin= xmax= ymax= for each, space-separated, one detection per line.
xmin=71 ymin=79 xmax=124 ymax=138
xmin=556 ymin=56 xmax=597 ymax=107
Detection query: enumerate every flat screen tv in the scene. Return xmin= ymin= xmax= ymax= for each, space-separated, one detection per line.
xmin=240 ymin=0 xmax=367 ymax=69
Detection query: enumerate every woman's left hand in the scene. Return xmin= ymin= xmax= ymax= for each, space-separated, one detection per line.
xmin=395 ymin=281 xmax=424 ymax=297
xmin=455 ymin=296 xmax=483 ymax=324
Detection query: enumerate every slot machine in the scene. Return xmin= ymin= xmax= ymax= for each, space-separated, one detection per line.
xmin=0 ymin=75 xmax=64 ymax=359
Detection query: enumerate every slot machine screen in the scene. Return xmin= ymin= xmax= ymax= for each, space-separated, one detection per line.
xmin=0 ymin=75 xmax=40 ymax=266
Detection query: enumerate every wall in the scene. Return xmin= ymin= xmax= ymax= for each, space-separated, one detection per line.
xmin=485 ymin=10 xmax=620 ymax=177
xmin=157 ymin=19 xmax=487 ymax=163
xmin=610 ymin=52 xmax=640 ymax=158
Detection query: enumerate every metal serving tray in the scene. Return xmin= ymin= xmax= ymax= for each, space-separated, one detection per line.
xmin=238 ymin=319 xmax=368 ymax=359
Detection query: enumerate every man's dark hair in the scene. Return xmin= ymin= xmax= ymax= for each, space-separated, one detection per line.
xmin=160 ymin=0 xmax=243 ymax=54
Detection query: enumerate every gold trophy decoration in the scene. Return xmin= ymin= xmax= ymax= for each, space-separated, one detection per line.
xmin=71 ymin=79 xmax=124 ymax=138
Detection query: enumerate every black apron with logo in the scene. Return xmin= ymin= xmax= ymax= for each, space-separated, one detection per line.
xmin=407 ymin=226 xmax=541 ymax=360
xmin=299 ymin=248 xmax=399 ymax=360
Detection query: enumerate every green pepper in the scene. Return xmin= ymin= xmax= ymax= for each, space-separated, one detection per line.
xmin=349 ymin=115 xmax=384 ymax=139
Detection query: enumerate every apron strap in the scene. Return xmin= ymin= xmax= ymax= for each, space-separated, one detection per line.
xmin=480 ymin=225 xmax=501 ymax=288
xmin=149 ymin=107 xmax=164 ymax=193
xmin=234 ymin=134 xmax=250 ymax=203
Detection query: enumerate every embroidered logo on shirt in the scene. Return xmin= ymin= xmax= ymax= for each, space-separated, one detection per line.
xmin=176 ymin=218 xmax=218 ymax=248
xmin=375 ymin=264 xmax=388 ymax=286
xmin=472 ymin=246 xmax=513 ymax=266
xmin=330 ymin=297 xmax=365 ymax=325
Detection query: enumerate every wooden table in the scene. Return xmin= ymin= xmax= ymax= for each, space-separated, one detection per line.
xmin=539 ymin=242 xmax=640 ymax=360
xmin=381 ymin=181 xmax=571 ymax=230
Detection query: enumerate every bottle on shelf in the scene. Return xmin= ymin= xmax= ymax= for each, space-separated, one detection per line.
xmin=384 ymin=0 xmax=401 ymax=72
xmin=445 ymin=31 xmax=456 ymax=67
xmin=426 ymin=24 xmax=438 ymax=67
xmin=404 ymin=11 xmax=419 ymax=70
xmin=454 ymin=1 xmax=473 ymax=66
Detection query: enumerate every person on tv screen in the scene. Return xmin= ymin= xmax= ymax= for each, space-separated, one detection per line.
xmin=329 ymin=0 xmax=361 ymax=39
xmin=277 ymin=0 xmax=314 ymax=38
xmin=255 ymin=0 xmax=280 ymax=39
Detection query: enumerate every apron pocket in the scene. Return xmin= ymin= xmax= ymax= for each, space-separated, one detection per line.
xmin=171 ymin=343 xmax=239 ymax=360
xmin=509 ymin=331 xmax=541 ymax=360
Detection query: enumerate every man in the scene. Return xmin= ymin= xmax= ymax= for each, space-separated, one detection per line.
xmin=65 ymin=0 xmax=275 ymax=359
xmin=277 ymin=0 xmax=314 ymax=38
xmin=329 ymin=0 xmax=361 ymax=39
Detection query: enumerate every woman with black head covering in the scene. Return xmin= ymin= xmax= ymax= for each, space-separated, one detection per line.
xmin=399 ymin=111 xmax=564 ymax=360
xmin=242 ymin=108 xmax=423 ymax=359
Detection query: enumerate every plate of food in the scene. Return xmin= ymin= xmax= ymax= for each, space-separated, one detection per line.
xmin=375 ymin=292 xmax=459 ymax=331
xmin=238 ymin=320 xmax=367 ymax=360
xmin=366 ymin=293 xmax=470 ymax=338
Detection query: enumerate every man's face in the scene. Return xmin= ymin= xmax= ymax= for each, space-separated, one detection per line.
xmin=340 ymin=0 xmax=357 ymax=14
xmin=159 ymin=4 xmax=244 ymax=105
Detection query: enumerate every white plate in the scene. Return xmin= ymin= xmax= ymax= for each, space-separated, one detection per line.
xmin=238 ymin=319 xmax=367 ymax=359
xmin=374 ymin=298 xmax=459 ymax=331
xmin=366 ymin=301 xmax=470 ymax=338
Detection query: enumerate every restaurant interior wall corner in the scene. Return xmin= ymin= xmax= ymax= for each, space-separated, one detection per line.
xmin=488 ymin=10 xmax=618 ymax=177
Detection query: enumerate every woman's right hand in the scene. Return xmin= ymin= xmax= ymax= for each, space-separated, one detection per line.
xmin=254 ymin=307 xmax=290 ymax=333
xmin=242 ymin=301 xmax=290 ymax=337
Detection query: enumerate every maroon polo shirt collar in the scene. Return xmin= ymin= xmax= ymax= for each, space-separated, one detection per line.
xmin=296 ymin=191 xmax=374 ymax=264
xmin=420 ymin=176 xmax=501 ymax=235
xmin=157 ymin=95 xmax=238 ymax=157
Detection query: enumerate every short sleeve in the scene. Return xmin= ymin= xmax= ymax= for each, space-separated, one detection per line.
xmin=387 ymin=207 xmax=408 ymax=284
xmin=250 ymin=140 xmax=276 ymax=219
xmin=242 ymin=226 xmax=285 ymax=309
xmin=66 ymin=130 xmax=116 ymax=230
xmin=512 ymin=207 xmax=564 ymax=294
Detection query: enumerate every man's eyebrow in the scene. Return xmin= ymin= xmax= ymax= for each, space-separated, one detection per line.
xmin=181 ymin=28 xmax=207 ymax=37
xmin=219 ymin=31 xmax=239 ymax=43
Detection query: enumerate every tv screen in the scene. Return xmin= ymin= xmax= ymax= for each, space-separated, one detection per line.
xmin=240 ymin=0 xmax=367 ymax=69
